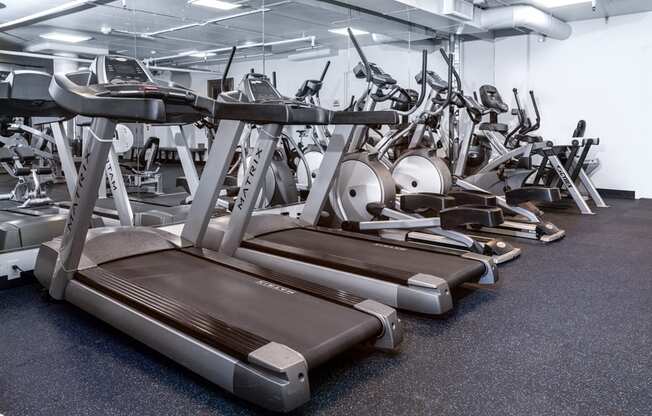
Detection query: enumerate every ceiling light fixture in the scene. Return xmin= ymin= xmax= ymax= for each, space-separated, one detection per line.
xmin=533 ymin=0 xmax=591 ymax=8
xmin=39 ymin=31 xmax=93 ymax=43
xmin=148 ymin=36 xmax=315 ymax=62
xmin=190 ymin=52 xmax=217 ymax=58
xmin=328 ymin=27 xmax=369 ymax=36
xmin=189 ymin=0 xmax=241 ymax=10
xmin=0 ymin=0 xmax=110 ymax=31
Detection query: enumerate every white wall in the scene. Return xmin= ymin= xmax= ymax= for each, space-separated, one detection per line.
xmin=461 ymin=39 xmax=495 ymax=94
xmin=183 ymin=12 xmax=652 ymax=198
xmin=482 ymin=12 xmax=652 ymax=198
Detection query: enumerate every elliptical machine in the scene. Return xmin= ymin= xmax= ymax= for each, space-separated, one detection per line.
xmin=518 ymin=90 xmax=608 ymax=214
xmin=384 ymin=49 xmax=565 ymax=243
xmin=292 ymin=61 xmax=332 ymax=192
xmin=329 ymin=32 xmax=517 ymax=262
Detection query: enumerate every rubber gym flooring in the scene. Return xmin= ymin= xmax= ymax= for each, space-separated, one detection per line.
xmin=1 ymin=167 xmax=650 ymax=416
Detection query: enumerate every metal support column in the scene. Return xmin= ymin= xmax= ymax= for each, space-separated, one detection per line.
xmin=182 ymin=120 xmax=245 ymax=246
xmin=220 ymin=123 xmax=283 ymax=257
xmin=49 ymin=118 xmax=117 ymax=299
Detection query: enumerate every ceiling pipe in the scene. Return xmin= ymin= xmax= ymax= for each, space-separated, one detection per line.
xmin=147 ymin=36 xmax=316 ymax=63
xmin=0 ymin=49 xmax=220 ymax=74
xmin=112 ymin=1 xmax=289 ymax=39
xmin=479 ymin=5 xmax=572 ymax=40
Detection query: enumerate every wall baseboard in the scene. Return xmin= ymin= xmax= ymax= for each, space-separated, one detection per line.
xmin=597 ymin=188 xmax=636 ymax=200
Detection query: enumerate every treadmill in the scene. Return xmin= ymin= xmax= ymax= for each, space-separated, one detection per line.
xmin=0 ymin=70 xmax=77 ymax=286
xmin=183 ymin=64 xmax=499 ymax=316
xmin=59 ymin=68 xmax=205 ymax=222
xmin=34 ymin=55 xmax=401 ymax=412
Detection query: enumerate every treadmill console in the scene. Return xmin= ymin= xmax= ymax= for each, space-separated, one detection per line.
xmin=95 ymin=56 xmax=153 ymax=84
xmin=244 ymin=75 xmax=283 ymax=102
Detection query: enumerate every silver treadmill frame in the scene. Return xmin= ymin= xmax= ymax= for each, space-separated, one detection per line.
xmin=45 ymin=118 xmax=312 ymax=412
xmin=180 ymin=120 xmax=496 ymax=315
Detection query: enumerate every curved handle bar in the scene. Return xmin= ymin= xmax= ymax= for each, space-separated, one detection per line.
xmin=320 ymin=60 xmax=331 ymax=82
xmin=221 ymin=46 xmax=236 ymax=89
xmin=512 ymin=88 xmax=524 ymax=124
xmin=371 ymin=86 xmax=402 ymax=102
xmin=367 ymin=50 xmax=428 ymax=116
xmin=439 ymin=48 xmax=462 ymax=91
xmin=348 ymin=28 xmax=372 ymax=83
xmin=528 ymin=90 xmax=541 ymax=131
xmin=408 ymin=49 xmax=428 ymax=116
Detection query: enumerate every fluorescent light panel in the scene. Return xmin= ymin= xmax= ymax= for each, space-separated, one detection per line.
xmin=190 ymin=0 xmax=241 ymax=10
xmin=329 ymin=27 xmax=368 ymax=36
xmin=534 ymin=0 xmax=591 ymax=8
xmin=40 ymin=32 xmax=92 ymax=43
xmin=190 ymin=52 xmax=217 ymax=58
xmin=151 ymin=36 xmax=314 ymax=62
xmin=0 ymin=0 xmax=89 ymax=30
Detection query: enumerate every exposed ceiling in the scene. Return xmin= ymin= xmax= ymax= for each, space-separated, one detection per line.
xmin=0 ymin=0 xmax=450 ymax=69
xmin=1 ymin=0 xmax=651 ymax=70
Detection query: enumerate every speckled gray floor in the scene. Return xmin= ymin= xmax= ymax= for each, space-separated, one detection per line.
xmin=1 ymin=169 xmax=651 ymax=415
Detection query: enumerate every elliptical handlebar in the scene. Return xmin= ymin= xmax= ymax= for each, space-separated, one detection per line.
xmin=371 ymin=49 xmax=428 ymax=116
xmin=348 ymin=28 xmax=372 ymax=83
xmin=528 ymin=90 xmax=541 ymax=132
xmin=504 ymin=88 xmax=525 ymax=143
xmin=512 ymin=88 xmax=524 ymax=125
xmin=348 ymin=25 xmax=428 ymax=117
xmin=319 ymin=60 xmax=331 ymax=83
xmin=439 ymin=48 xmax=462 ymax=92
xmin=221 ymin=46 xmax=236 ymax=90
xmin=409 ymin=49 xmax=428 ymax=115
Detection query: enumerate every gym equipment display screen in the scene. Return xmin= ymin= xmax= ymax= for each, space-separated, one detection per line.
xmin=249 ymin=79 xmax=281 ymax=102
xmin=104 ymin=57 xmax=149 ymax=83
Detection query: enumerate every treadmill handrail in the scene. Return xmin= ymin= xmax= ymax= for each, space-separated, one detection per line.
xmin=49 ymin=73 xmax=167 ymax=122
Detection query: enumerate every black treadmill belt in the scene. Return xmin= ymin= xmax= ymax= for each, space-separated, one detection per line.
xmin=92 ymin=249 xmax=380 ymax=367
xmin=128 ymin=192 xmax=188 ymax=207
xmin=77 ymin=264 xmax=268 ymax=361
xmin=249 ymin=228 xmax=487 ymax=287
xmin=94 ymin=198 xmax=164 ymax=214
